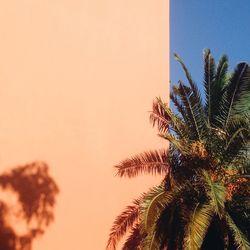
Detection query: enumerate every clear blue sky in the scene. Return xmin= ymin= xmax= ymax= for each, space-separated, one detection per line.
xmin=171 ymin=0 xmax=250 ymax=93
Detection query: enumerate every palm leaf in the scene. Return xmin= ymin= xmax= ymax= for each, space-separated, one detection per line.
xmin=231 ymin=65 xmax=250 ymax=116
xmin=150 ymin=97 xmax=187 ymax=138
xmin=210 ymin=54 xmax=229 ymax=127
xmin=174 ymin=54 xmax=206 ymax=137
xmin=215 ymin=54 xmax=228 ymax=87
xmin=141 ymin=183 xmax=189 ymax=231
xmin=225 ymin=127 xmax=250 ymax=151
xmin=184 ymin=204 xmax=214 ymax=250
xmin=226 ymin=213 xmax=250 ymax=250
xmin=140 ymin=185 xmax=168 ymax=232
xmin=122 ymin=223 xmax=143 ymax=250
xmin=224 ymin=63 xmax=250 ymax=127
xmin=141 ymin=231 xmax=160 ymax=250
xmin=175 ymin=82 xmax=205 ymax=140
xmin=155 ymin=204 xmax=189 ymax=250
xmin=141 ymin=183 xmax=190 ymax=250
xmin=138 ymin=185 xmax=168 ymax=250
xmin=158 ymin=133 xmax=189 ymax=155
xmin=106 ymin=197 xmax=142 ymax=250
xmin=149 ymin=97 xmax=170 ymax=133
xmin=203 ymin=48 xmax=216 ymax=125
xmin=115 ymin=150 xmax=169 ymax=178
xmin=170 ymin=90 xmax=189 ymax=124
xmin=174 ymin=53 xmax=199 ymax=97
xmin=203 ymin=171 xmax=225 ymax=217
xmin=223 ymin=115 xmax=250 ymax=164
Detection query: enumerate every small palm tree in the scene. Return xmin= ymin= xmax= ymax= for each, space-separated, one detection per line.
xmin=106 ymin=49 xmax=250 ymax=250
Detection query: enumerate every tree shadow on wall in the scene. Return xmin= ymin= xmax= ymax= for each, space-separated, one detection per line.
xmin=0 ymin=161 xmax=59 ymax=250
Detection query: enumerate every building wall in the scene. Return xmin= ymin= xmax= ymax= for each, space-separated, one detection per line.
xmin=0 ymin=1 xmax=169 ymax=249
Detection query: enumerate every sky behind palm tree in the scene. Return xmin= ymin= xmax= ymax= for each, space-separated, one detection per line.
xmin=171 ymin=0 xmax=250 ymax=93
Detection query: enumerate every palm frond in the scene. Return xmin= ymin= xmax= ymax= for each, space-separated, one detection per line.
xmin=170 ymin=90 xmax=189 ymax=123
xmin=141 ymin=231 xmax=161 ymax=250
xmin=174 ymin=54 xmax=206 ymax=138
xmin=224 ymin=63 xmax=250 ymax=127
xmin=175 ymin=82 xmax=206 ymax=140
xmin=184 ymin=204 xmax=214 ymax=250
xmin=225 ymin=127 xmax=250 ymax=151
xmin=209 ymin=54 xmax=229 ymax=127
xmin=158 ymin=132 xmax=189 ymax=155
xmin=155 ymin=204 xmax=189 ymax=250
xmin=106 ymin=197 xmax=142 ymax=250
xmin=115 ymin=150 xmax=169 ymax=178
xmin=149 ymin=97 xmax=170 ymax=133
xmin=141 ymin=184 xmax=190 ymax=250
xmin=174 ymin=53 xmax=198 ymax=96
xmin=215 ymin=54 xmax=228 ymax=87
xmin=140 ymin=185 xmax=168 ymax=232
xmin=138 ymin=185 xmax=170 ymax=250
xmin=222 ymin=115 xmax=250 ymax=164
xmin=141 ymin=182 xmax=189 ymax=232
xmin=122 ymin=223 xmax=143 ymax=250
xmin=150 ymin=97 xmax=188 ymax=138
xmin=231 ymin=65 xmax=250 ymax=116
xmin=203 ymin=171 xmax=225 ymax=217
xmin=203 ymin=49 xmax=216 ymax=125
xmin=226 ymin=213 xmax=250 ymax=250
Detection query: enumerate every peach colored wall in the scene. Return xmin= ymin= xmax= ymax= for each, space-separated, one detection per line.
xmin=0 ymin=1 xmax=169 ymax=249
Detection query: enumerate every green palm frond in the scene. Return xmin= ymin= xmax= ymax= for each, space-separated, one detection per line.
xmin=203 ymin=49 xmax=216 ymax=125
xmin=106 ymin=197 xmax=142 ymax=250
xmin=141 ymin=183 xmax=189 ymax=232
xmin=203 ymin=171 xmax=225 ymax=217
xmin=140 ymin=185 xmax=169 ymax=232
xmin=174 ymin=54 xmax=206 ymax=137
xmin=225 ymin=127 xmax=249 ymax=151
xmin=139 ymin=185 xmax=170 ymax=250
xmin=222 ymin=115 xmax=250 ymax=164
xmin=170 ymin=90 xmax=190 ymax=124
xmin=174 ymin=53 xmax=200 ymax=98
xmin=230 ymin=65 xmax=250 ymax=116
xmin=115 ymin=150 xmax=169 ymax=178
xmin=184 ymin=204 xmax=214 ymax=250
xmin=215 ymin=54 xmax=228 ymax=88
xmin=210 ymin=54 xmax=229 ymax=127
xmin=158 ymin=132 xmax=189 ymax=155
xmin=174 ymin=81 xmax=206 ymax=140
xmin=224 ymin=63 xmax=250 ymax=127
xmin=226 ymin=213 xmax=250 ymax=250
xmin=141 ymin=231 xmax=161 ymax=250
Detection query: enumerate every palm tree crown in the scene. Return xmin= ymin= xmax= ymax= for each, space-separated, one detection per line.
xmin=107 ymin=49 xmax=250 ymax=250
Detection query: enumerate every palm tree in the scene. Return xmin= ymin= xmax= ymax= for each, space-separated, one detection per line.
xmin=106 ymin=49 xmax=250 ymax=250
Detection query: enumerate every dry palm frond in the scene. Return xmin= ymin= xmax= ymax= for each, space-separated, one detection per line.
xmin=106 ymin=197 xmax=142 ymax=250
xmin=122 ymin=223 xmax=143 ymax=250
xmin=115 ymin=150 xmax=169 ymax=178
xmin=149 ymin=98 xmax=170 ymax=133
xmin=190 ymin=141 xmax=208 ymax=159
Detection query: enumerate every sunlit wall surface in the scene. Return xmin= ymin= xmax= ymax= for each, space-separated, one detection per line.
xmin=0 ymin=1 xmax=169 ymax=249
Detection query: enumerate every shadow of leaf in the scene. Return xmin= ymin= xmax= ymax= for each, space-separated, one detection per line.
xmin=0 ymin=161 xmax=59 ymax=250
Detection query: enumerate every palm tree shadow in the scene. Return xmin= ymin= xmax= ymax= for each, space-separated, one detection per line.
xmin=0 ymin=161 xmax=59 ymax=250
